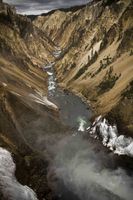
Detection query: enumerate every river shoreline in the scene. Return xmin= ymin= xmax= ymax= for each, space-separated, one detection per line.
xmin=57 ymin=80 xmax=133 ymax=139
xmin=0 ymin=51 xmax=132 ymax=200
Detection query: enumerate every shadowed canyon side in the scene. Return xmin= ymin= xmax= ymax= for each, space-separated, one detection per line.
xmin=0 ymin=1 xmax=65 ymax=200
xmin=0 ymin=2 xmax=92 ymax=199
xmin=34 ymin=0 xmax=133 ymax=136
xmin=0 ymin=1 xmax=58 ymax=110
xmin=0 ymin=0 xmax=133 ymax=200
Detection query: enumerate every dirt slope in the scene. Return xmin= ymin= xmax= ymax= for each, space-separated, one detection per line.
xmin=34 ymin=0 xmax=133 ymax=135
xmin=0 ymin=2 xmax=62 ymax=199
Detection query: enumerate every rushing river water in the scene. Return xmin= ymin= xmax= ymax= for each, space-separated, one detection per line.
xmin=43 ymin=54 xmax=133 ymax=200
xmin=43 ymin=62 xmax=91 ymax=130
xmin=0 ymin=49 xmax=133 ymax=200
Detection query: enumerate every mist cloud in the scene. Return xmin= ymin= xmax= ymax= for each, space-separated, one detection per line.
xmin=48 ymin=135 xmax=133 ymax=200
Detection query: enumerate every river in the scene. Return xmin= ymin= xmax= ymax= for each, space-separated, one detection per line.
xmin=43 ymin=51 xmax=133 ymax=200
xmin=0 ymin=50 xmax=133 ymax=200
xmin=43 ymin=61 xmax=91 ymax=130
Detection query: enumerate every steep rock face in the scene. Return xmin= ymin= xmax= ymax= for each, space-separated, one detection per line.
xmin=34 ymin=0 xmax=133 ymax=135
xmin=0 ymin=86 xmax=68 ymax=200
xmin=0 ymin=3 xmax=65 ymax=200
xmin=0 ymin=2 xmax=56 ymax=103
xmin=0 ymin=0 xmax=133 ymax=199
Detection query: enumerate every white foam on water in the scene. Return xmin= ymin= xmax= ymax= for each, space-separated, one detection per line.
xmin=87 ymin=116 xmax=133 ymax=157
xmin=43 ymin=65 xmax=52 ymax=70
xmin=43 ymin=62 xmax=55 ymax=70
xmin=0 ymin=147 xmax=38 ymax=200
xmin=46 ymin=64 xmax=57 ymax=96
xmin=48 ymin=81 xmax=56 ymax=91
xmin=53 ymin=50 xmax=62 ymax=58
xmin=47 ymin=71 xmax=53 ymax=76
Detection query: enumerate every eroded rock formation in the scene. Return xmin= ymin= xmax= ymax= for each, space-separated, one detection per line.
xmin=34 ymin=0 xmax=133 ymax=135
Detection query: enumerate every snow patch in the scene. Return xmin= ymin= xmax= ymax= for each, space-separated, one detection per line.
xmin=0 ymin=147 xmax=38 ymax=200
xmin=87 ymin=116 xmax=133 ymax=157
xmin=88 ymin=40 xmax=102 ymax=60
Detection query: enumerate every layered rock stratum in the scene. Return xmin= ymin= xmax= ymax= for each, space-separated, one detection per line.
xmin=0 ymin=0 xmax=133 ymax=199
xmin=34 ymin=0 xmax=133 ymax=135
xmin=0 ymin=2 xmax=64 ymax=200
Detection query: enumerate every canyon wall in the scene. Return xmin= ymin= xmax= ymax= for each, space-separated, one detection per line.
xmin=34 ymin=0 xmax=133 ymax=135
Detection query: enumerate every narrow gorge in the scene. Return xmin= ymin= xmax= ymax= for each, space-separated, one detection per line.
xmin=0 ymin=0 xmax=133 ymax=200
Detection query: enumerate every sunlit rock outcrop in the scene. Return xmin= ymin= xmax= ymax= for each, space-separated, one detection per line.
xmin=34 ymin=0 xmax=133 ymax=136
xmin=0 ymin=0 xmax=133 ymax=199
